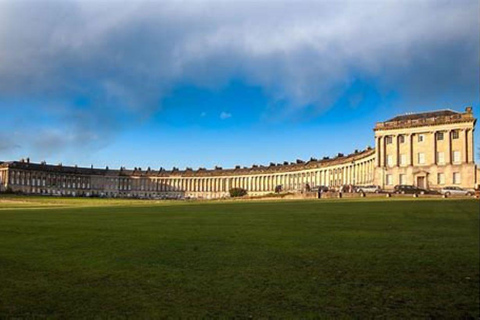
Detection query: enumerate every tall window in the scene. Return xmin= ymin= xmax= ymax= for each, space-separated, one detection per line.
xmin=387 ymin=155 xmax=394 ymax=167
xmin=418 ymin=152 xmax=425 ymax=164
xmin=437 ymin=173 xmax=445 ymax=185
xmin=399 ymin=174 xmax=406 ymax=185
xmin=437 ymin=152 xmax=445 ymax=164
xmin=453 ymin=151 xmax=461 ymax=163
xmin=452 ymin=130 xmax=459 ymax=139
xmin=400 ymin=154 xmax=407 ymax=166
xmin=385 ymin=136 xmax=393 ymax=144
xmin=418 ymin=134 xmax=425 ymax=142
xmin=399 ymin=135 xmax=405 ymax=143
xmin=386 ymin=174 xmax=393 ymax=186
xmin=453 ymin=172 xmax=461 ymax=184
xmin=436 ymin=132 xmax=444 ymax=140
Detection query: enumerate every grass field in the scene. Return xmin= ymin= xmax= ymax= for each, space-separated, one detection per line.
xmin=0 ymin=196 xmax=478 ymax=318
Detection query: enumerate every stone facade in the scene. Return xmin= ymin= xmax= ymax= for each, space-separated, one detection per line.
xmin=374 ymin=107 xmax=476 ymax=190
xmin=0 ymin=107 xmax=477 ymax=198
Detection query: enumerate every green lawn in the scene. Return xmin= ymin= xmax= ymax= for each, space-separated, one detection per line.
xmin=0 ymin=196 xmax=478 ymax=318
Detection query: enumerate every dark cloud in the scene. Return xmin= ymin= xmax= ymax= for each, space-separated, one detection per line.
xmin=0 ymin=0 xmax=478 ymax=156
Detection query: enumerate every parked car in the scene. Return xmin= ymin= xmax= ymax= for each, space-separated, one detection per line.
xmin=394 ymin=185 xmax=429 ymax=195
xmin=311 ymin=185 xmax=329 ymax=193
xmin=356 ymin=185 xmax=381 ymax=193
xmin=440 ymin=186 xmax=473 ymax=196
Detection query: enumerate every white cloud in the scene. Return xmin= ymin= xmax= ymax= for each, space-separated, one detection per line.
xmin=0 ymin=0 xmax=477 ymax=110
xmin=0 ymin=0 xmax=477 ymax=153
xmin=220 ymin=111 xmax=232 ymax=120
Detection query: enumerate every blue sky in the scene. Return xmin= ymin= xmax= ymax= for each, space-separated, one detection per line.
xmin=0 ymin=0 xmax=479 ymax=170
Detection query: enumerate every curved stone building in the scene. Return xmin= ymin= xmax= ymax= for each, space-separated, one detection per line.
xmin=0 ymin=107 xmax=477 ymax=198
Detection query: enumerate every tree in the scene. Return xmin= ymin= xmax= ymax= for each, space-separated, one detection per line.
xmin=229 ymin=188 xmax=247 ymax=197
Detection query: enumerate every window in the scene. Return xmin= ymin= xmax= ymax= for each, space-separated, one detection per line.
xmin=452 ymin=130 xmax=459 ymax=139
xmin=436 ymin=132 xmax=444 ymax=140
xmin=437 ymin=152 xmax=445 ymax=164
xmin=399 ymin=174 xmax=406 ymax=185
xmin=437 ymin=173 xmax=445 ymax=185
xmin=453 ymin=151 xmax=461 ymax=163
xmin=399 ymin=135 xmax=405 ymax=143
xmin=385 ymin=136 xmax=393 ymax=144
xmin=400 ymin=154 xmax=407 ymax=166
xmin=453 ymin=172 xmax=461 ymax=184
xmin=418 ymin=152 xmax=425 ymax=164
xmin=418 ymin=134 xmax=425 ymax=142
xmin=386 ymin=174 xmax=393 ymax=186
xmin=387 ymin=155 xmax=394 ymax=167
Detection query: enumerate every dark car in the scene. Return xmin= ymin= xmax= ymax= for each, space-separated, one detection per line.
xmin=393 ymin=185 xmax=429 ymax=195
xmin=311 ymin=185 xmax=329 ymax=193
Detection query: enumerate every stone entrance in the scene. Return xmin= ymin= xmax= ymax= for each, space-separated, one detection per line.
xmin=417 ymin=176 xmax=426 ymax=189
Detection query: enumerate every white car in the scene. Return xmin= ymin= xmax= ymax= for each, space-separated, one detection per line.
xmin=440 ymin=186 xmax=473 ymax=196
xmin=356 ymin=185 xmax=381 ymax=193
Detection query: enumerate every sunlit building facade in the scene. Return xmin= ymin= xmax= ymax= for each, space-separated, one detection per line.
xmin=0 ymin=107 xmax=477 ymax=198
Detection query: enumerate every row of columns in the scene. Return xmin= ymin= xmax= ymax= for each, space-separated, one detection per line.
xmin=376 ymin=128 xmax=474 ymax=168
xmin=151 ymin=158 xmax=375 ymax=193
xmin=5 ymin=158 xmax=376 ymax=196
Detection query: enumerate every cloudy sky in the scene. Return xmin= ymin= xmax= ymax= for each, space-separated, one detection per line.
xmin=0 ymin=0 xmax=478 ymax=169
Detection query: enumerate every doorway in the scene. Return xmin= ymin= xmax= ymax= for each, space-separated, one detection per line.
xmin=417 ymin=176 xmax=426 ymax=189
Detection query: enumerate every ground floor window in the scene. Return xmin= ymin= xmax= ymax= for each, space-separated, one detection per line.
xmin=399 ymin=174 xmax=406 ymax=185
xmin=437 ymin=173 xmax=445 ymax=185
xmin=453 ymin=172 xmax=461 ymax=184
xmin=386 ymin=174 xmax=393 ymax=186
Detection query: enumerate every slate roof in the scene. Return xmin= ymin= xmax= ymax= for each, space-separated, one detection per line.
xmin=386 ymin=109 xmax=459 ymax=122
xmin=0 ymin=148 xmax=375 ymax=177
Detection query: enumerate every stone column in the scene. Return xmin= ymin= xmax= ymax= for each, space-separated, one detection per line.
xmin=357 ymin=165 xmax=360 ymax=184
xmin=376 ymin=136 xmax=381 ymax=167
xmin=464 ymin=129 xmax=469 ymax=163
xmin=361 ymin=164 xmax=364 ymax=184
xmin=445 ymin=130 xmax=451 ymax=164
xmin=383 ymin=137 xmax=387 ymax=167
xmin=409 ymin=134 xmax=414 ymax=166
xmin=461 ymin=129 xmax=467 ymax=163
xmin=358 ymin=164 xmax=362 ymax=184
xmin=468 ymin=129 xmax=474 ymax=163
xmin=353 ymin=165 xmax=357 ymax=185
